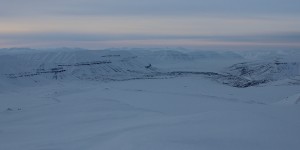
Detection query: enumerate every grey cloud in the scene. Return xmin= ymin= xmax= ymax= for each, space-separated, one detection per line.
xmin=1 ymin=0 xmax=300 ymax=17
xmin=1 ymin=32 xmax=300 ymax=43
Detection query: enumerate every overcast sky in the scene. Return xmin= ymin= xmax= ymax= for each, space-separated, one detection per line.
xmin=0 ymin=0 xmax=300 ymax=49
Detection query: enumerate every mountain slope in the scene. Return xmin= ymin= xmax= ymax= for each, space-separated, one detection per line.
xmin=0 ymin=48 xmax=299 ymax=88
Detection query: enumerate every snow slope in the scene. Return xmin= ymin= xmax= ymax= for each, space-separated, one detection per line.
xmin=1 ymin=77 xmax=300 ymax=150
xmin=276 ymin=93 xmax=300 ymax=105
xmin=0 ymin=48 xmax=300 ymax=150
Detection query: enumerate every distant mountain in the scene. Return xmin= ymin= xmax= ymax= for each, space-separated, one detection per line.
xmin=226 ymin=59 xmax=300 ymax=81
xmin=0 ymin=48 xmax=299 ymax=88
xmin=0 ymin=49 xmax=158 ymax=83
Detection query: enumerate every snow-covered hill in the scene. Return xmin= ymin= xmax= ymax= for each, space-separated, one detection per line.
xmin=226 ymin=59 xmax=300 ymax=81
xmin=0 ymin=49 xmax=159 ymax=83
xmin=1 ymin=48 xmax=300 ymax=150
xmin=0 ymin=48 xmax=299 ymax=88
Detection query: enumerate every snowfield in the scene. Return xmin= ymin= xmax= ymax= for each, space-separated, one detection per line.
xmin=0 ymin=48 xmax=300 ymax=150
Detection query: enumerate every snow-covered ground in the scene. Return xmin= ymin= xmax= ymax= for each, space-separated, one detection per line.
xmin=0 ymin=48 xmax=300 ymax=150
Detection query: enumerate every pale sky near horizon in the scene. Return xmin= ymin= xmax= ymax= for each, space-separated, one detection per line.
xmin=0 ymin=0 xmax=300 ymax=49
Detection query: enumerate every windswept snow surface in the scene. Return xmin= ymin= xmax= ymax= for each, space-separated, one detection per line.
xmin=0 ymin=48 xmax=300 ymax=150
xmin=276 ymin=93 xmax=300 ymax=105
